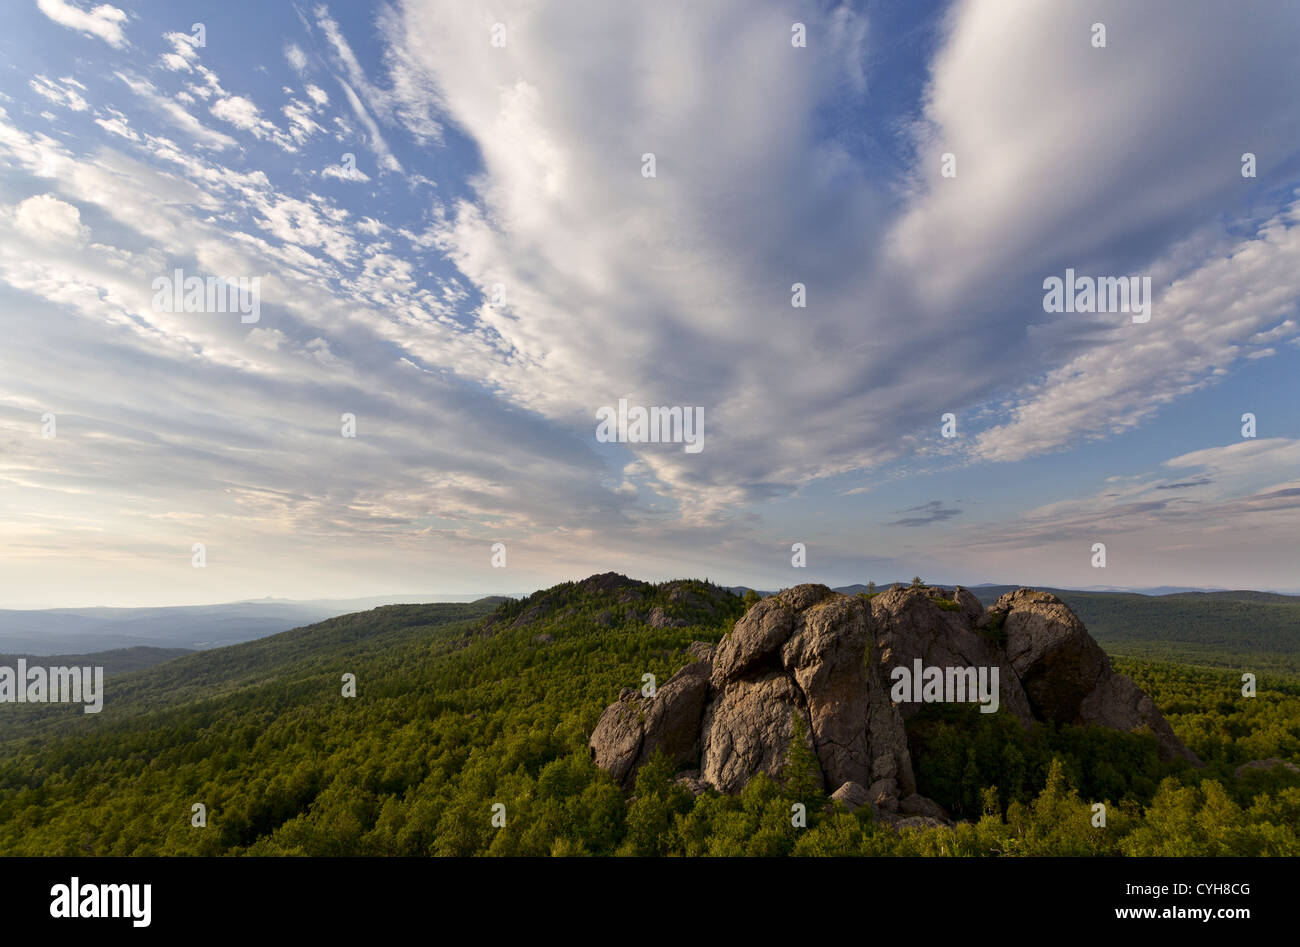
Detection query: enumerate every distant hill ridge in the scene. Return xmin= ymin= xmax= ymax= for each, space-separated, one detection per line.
xmin=0 ymin=646 xmax=193 ymax=677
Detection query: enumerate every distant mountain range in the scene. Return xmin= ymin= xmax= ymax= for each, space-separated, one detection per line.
xmin=0 ymin=595 xmax=518 ymax=655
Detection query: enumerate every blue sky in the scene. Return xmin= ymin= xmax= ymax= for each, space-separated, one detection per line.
xmin=1 ymin=0 xmax=1299 ymax=606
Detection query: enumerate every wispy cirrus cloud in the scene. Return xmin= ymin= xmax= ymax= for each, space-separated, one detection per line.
xmin=114 ymin=71 xmax=237 ymax=150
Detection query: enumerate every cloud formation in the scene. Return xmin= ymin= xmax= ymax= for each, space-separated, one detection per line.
xmin=0 ymin=1 xmax=1298 ymax=603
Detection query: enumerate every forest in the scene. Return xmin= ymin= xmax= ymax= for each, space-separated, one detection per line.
xmin=0 ymin=577 xmax=1296 ymax=856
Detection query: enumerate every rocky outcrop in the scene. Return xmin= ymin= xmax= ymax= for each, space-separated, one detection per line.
xmin=646 ymin=606 xmax=687 ymax=628
xmin=830 ymin=781 xmax=872 ymax=812
xmin=686 ymin=641 xmax=715 ymax=662
xmin=589 ymin=582 xmax=1199 ymax=816
xmin=870 ymin=586 xmax=1035 ymax=727
xmin=1234 ymin=758 xmax=1300 ymax=779
xmin=899 ymin=792 xmax=951 ymax=822
xmin=588 ymin=659 xmax=711 ymax=787
xmin=985 ymin=589 xmax=1201 ymax=764
xmin=700 ymin=585 xmax=918 ymax=801
xmin=590 ymin=585 xmax=919 ymax=810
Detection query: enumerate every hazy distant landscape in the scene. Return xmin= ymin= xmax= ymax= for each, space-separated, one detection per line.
xmin=0 ymin=595 xmax=522 ymax=655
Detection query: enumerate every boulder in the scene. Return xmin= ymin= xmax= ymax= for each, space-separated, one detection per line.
xmin=675 ymin=770 xmax=709 ymax=796
xmin=990 ymin=589 xmax=1200 ymax=763
xmin=953 ymin=587 xmax=984 ymax=623
xmin=1234 ymin=758 xmax=1300 ymax=779
xmin=867 ymin=778 xmax=899 ymax=811
xmin=647 ymin=606 xmax=687 ymax=628
xmin=899 ymin=793 xmax=951 ymax=823
xmin=830 ymin=781 xmax=872 ymax=812
xmin=686 ymin=641 xmax=715 ymax=662
xmin=589 ymin=659 xmax=711 ymax=787
xmin=709 ymin=597 xmax=796 ymax=684
xmin=778 ymin=590 xmax=876 ymax=789
xmin=875 ymin=811 xmax=949 ymax=832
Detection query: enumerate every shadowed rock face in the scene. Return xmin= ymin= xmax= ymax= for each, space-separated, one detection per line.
xmin=589 ymin=583 xmax=1200 ymax=818
xmin=985 ymin=589 xmax=1200 ymax=765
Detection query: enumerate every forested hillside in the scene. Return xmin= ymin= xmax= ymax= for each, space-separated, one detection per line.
xmin=0 ymin=576 xmax=1296 ymax=856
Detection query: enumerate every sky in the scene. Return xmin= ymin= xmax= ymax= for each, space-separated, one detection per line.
xmin=1 ymin=0 xmax=1299 ymax=607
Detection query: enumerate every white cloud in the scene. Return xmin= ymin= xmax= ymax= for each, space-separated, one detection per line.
xmin=283 ymin=99 xmax=325 ymax=145
xmin=10 ymin=193 xmax=89 ymax=244
xmin=210 ymin=95 xmax=264 ymax=130
xmin=0 ymin=101 xmax=658 ymax=605
xmin=35 ymin=0 xmax=128 ymax=48
xmin=115 ymin=72 xmax=237 ymax=150
xmin=363 ymin=0 xmax=1300 ymax=534
xmin=29 ymin=75 xmax=89 ymax=112
xmin=321 ymin=161 xmax=370 ymax=183
xmin=161 ymin=31 xmax=200 ymax=64
xmin=284 ymin=43 xmax=308 ymax=74
xmin=247 ymin=327 xmax=286 ymax=350
xmin=93 ymin=108 xmax=138 ymax=141
xmin=334 ymin=79 xmax=401 ymax=173
xmin=313 ymin=4 xmax=438 ymax=167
